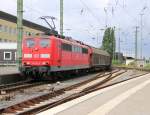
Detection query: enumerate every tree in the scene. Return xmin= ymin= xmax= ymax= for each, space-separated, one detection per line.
xmin=111 ymin=28 xmax=116 ymax=59
xmin=102 ymin=27 xmax=116 ymax=59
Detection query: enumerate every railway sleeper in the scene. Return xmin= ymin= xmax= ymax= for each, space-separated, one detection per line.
xmin=3 ymin=108 xmax=17 ymax=114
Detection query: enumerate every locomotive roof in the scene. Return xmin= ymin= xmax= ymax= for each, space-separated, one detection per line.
xmin=55 ymin=36 xmax=89 ymax=48
xmin=92 ymin=47 xmax=110 ymax=56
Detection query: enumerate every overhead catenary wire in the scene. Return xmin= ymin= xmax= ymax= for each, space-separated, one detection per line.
xmin=79 ymin=0 xmax=103 ymax=26
xmin=13 ymin=0 xmax=101 ymax=41
xmin=28 ymin=0 xmax=100 ymax=36
xmin=11 ymin=0 xmax=105 ymax=37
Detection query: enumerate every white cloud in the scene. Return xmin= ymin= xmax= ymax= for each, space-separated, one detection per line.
xmin=0 ymin=0 xmax=17 ymax=15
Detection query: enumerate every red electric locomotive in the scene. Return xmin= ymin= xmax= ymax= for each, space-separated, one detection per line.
xmin=20 ymin=34 xmax=111 ymax=79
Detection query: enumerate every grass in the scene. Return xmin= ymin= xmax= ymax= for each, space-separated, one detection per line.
xmin=112 ymin=60 xmax=137 ymax=68
xmin=112 ymin=60 xmax=122 ymax=65
xmin=144 ymin=64 xmax=150 ymax=69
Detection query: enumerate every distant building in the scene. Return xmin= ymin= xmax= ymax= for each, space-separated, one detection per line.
xmin=125 ymin=57 xmax=134 ymax=65
xmin=0 ymin=11 xmax=50 ymax=42
xmin=115 ymin=52 xmax=125 ymax=63
xmin=0 ymin=11 xmax=51 ymax=65
xmin=136 ymin=59 xmax=145 ymax=68
xmin=145 ymin=59 xmax=150 ymax=64
xmin=125 ymin=57 xmax=145 ymax=67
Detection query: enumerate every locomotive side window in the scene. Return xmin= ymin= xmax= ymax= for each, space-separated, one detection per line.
xmin=72 ymin=45 xmax=82 ymax=53
xmin=78 ymin=47 xmax=82 ymax=53
xmin=26 ymin=38 xmax=35 ymax=48
xmin=40 ymin=38 xmax=50 ymax=48
xmin=74 ymin=46 xmax=78 ymax=52
xmin=62 ymin=43 xmax=72 ymax=51
xmin=82 ymin=48 xmax=88 ymax=54
xmin=72 ymin=45 xmax=76 ymax=52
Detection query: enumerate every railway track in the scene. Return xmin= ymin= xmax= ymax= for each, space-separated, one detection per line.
xmin=0 ymin=79 xmax=31 ymax=90
xmin=114 ymin=66 xmax=150 ymax=72
xmin=0 ymin=71 xmax=109 ymax=94
xmin=0 ymin=69 xmax=130 ymax=115
xmin=0 ymin=69 xmax=116 ymax=94
xmin=0 ymin=81 xmax=49 ymax=94
xmin=0 ymin=80 xmax=51 ymax=102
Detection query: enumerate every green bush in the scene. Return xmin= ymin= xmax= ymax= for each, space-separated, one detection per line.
xmin=144 ymin=64 xmax=150 ymax=69
xmin=112 ymin=60 xmax=122 ymax=65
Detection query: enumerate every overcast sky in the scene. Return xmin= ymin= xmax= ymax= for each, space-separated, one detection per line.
xmin=0 ymin=0 xmax=150 ymax=58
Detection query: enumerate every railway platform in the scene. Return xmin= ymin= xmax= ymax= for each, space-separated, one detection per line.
xmin=0 ymin=66 xmax=19 ymax=75
xmin=0 ymin=66 xmax=24 ymax=84
xmin=38 ymin=73 xmax=150 ymax=115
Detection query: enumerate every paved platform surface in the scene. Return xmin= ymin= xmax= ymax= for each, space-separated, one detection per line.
xmin=38 ymin=73 xmax=150 ymax=115
xmin=0 ymin=66 xmax=19 ymax=75
xmin=0 ymin=66 xmax=22 ymax=84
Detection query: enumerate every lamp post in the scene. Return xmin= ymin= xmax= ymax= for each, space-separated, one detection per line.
xmin=140 ymin=13 xmax=144 ymax=59
xmin=139 ymin=6 xmax=147 ymax=59
xmin=135 ymin=26 xmax=139 ymax=67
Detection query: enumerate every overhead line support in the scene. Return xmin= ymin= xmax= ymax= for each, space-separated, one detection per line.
xmin=17 ymin=0 xmax=23 ymax=67
xmin=60 ymin=0 xmax=64 ymax=36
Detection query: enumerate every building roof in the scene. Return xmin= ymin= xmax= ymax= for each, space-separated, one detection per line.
xmin=0 ymin=43 xmax=17 ymax=49
xmin=0 ymin=11 xmax=50 ymax=32
xmin=125 ymin=56 xmax=134 ymax=60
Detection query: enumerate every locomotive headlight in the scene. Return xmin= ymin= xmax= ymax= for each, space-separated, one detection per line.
xmin=40 ymin=54 xmax=50 ymax=58
xmin=27 ymin=62 xmax=30 ymax=65
xmin=24 ymin=54 xmax=32 ymax=58
xmin=42 ymin=62 xmax=49 ymax=65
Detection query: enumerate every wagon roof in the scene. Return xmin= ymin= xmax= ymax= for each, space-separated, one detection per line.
xmin=92 ymin=47 xmax=110 ymax=56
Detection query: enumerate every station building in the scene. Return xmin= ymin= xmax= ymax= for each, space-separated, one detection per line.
xmin=0 ymin=42 xmax=17 ymax=65
xmin=0 ymin=11 xmax=49 ymax=65
xmin=0 ymin=11 xmax=49 ymax=42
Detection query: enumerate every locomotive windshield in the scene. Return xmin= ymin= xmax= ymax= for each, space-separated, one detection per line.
xmin=40 ymin=38 xmax=50 ymax=48
xmin=26 ymin=38 xmax=35 ymax=48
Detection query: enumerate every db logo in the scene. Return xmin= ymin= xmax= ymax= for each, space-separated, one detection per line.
xmin=33 ymin=62 xmax=40 ymax=65
xmin=34 ymin=54 xmax=39 ymax=58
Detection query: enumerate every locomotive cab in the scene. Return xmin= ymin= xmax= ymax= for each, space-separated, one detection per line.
xmin=23 ymin=37 xmax=51 ymax=65
xmin=21 ymin=35 xmax=54 ymax=77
